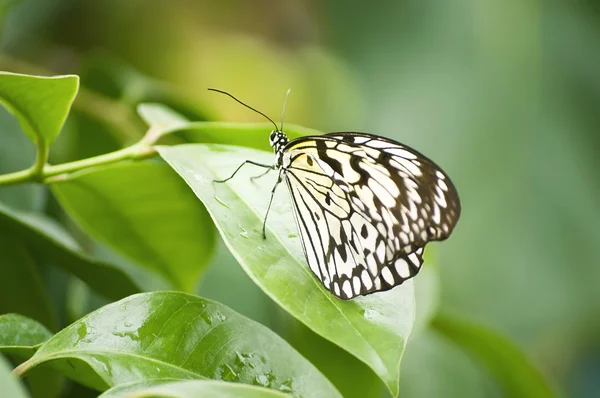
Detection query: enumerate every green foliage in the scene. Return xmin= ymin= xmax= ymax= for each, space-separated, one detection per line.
xmin=0 ymin=314 xmax=52 ymax=357
xmin=0 ymin=69 xmax=557 ymax=398
xmin=15 ymin=292 xmax=340 ymax=397
xmin=0 ymin=202 xmax=139 ymax=302
xmin=51 ymin=162 xmax=216 ymax=292
xmin=0 ymin=72 xmax=78 ymax=147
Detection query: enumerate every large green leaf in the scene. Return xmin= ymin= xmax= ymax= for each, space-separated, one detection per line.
xmin=51 ymin=162 xmax=216 ymax=292
xmin=431 ymin=314 xmax=558 ymax=398
xmin=100 ymin=380 xmax=292 ymax=398
xmin=0 ymin=355 xmax=29 ymax=398
xmin=0 ymin=202 xmax=139 ymax=301
xmin=15 ymin=292 xmax=341 ymax=397
xmin=157 ymin=144 xmax=416 ymax=396
xmin=0 ymin=314 xmax=52 ymax=358
xmin=0 ymin=72 xmax=78 ymax=146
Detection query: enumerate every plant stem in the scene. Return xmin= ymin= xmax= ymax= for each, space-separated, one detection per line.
xmin=0 ymin=143 xmax=157 ymax=187
xmin=31 ymin=139 xmax=48 ymax=179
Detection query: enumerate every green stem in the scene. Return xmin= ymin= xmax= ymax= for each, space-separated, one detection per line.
xmin=31 ymin=139 xmax=48 ymax=179
xmin=0 ymin=143 xmax=157 ymax=187
xmin=0 ymin=169 xmax=32 ymax=186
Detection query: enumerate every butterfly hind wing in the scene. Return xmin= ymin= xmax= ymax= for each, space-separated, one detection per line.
xmin=282 ymin=133 xmax=460 ymax=299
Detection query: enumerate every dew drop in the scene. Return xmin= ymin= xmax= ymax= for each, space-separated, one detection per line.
xmin=255 ymin=374 xmax=269 ymax=387
xmin=279 ymin=379 xmax=294 ymax=393
xmin=361 ymin=309 xmax=380 ymax=319
xmin=214 ymin=312 xmax=228 ymax=322
xmin=200 ymin=312 xmax=213 ymax=325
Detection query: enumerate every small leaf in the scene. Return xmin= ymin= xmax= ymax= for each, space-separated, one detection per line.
xmin=16 ymin=292 xmax=341 ymax=398
xmin=431 ymin=314 xmax=558 ymax=398
xmin=0 ymin=72 xmax=78 ymax=146
xmin=158 ymin=144 xmax=416 ymax=396
xmin=0 ymin=314 xmax=52 ymax=358
xmin=0 ymin=355 xmax=30 ymax=398
xmin=0 ymin=202 xmax=139 ymax=301
xmin=51 ymin=162 xmax=217 ymax=292
xmin=137 ymin=103 xmax=188 ymax=133
xmin=156 ymin=122 xmax=321 ymax=151
xmin=101 ymin=379 xmax=292 ymax=398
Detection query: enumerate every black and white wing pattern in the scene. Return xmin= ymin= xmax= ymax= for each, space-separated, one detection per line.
xmin=281 ymin=132 xmax=460 ymax=299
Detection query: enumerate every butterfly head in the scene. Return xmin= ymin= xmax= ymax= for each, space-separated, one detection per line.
xmin=270 ymin=130 xmax=288 ymax=160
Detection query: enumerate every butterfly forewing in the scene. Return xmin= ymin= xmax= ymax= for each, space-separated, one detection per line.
xmin=281 ymin=132 xmax=460 ymax=299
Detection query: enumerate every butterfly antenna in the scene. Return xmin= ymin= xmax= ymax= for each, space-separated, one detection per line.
xmin=280 ymin=88 xmax=291 ymax=132
xmin=208 ymin=88 xmax=279 ymax=132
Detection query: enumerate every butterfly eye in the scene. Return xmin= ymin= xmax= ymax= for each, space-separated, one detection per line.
xmin=269 ymin=131 xmax=277 ymax=145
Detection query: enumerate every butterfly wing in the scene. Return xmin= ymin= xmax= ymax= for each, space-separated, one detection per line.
xmin=281 ymin=132 xmax=460 ymax=299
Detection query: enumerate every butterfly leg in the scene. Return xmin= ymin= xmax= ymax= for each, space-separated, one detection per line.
xmin=261 ymin=172 xmax=283 ymax=239
xmin=213 ymin=160 xmax=274 ymax=184
xmin=250 ymin=167 xmax=274 ymax=183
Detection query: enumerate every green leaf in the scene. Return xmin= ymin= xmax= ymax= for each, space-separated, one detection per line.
xmin=157 ymin=144 xmax=416 ymax=396
xmin=0 ymin=228 xmax=57 ymax=330
xmin=101 ymin=379 xmax=292 ymax=398
xmin=431 ymin=314 xmax=558 ymax=398
xmin=0 ymin=314 xmax=63 ymax=398
xmin=0 ymin=355 xmax=30 ymax=398
xmin=16 ymin=292 xmax=341 ymax=397
xmin=51 ymin=162 xmax=217 ymax=292
xmin=137 ymin=103 xmax=188 ymax=133
xmin=0 ymin=72 xmax=78 ymax=146
xmin=157 ymin=122 xmax=321 ymax=151
xmin=0 ymin=314 xmax=52 ymax=358
xmin=0 ymin=202 xmax=139 ymax=301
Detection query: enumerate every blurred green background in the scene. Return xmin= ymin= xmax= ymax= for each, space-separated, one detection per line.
xmin=1 ymin=1 xmax=599 ymax=397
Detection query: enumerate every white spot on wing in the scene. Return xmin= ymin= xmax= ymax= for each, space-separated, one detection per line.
xmin=387 ymin=147 xmax=417 ymax=159
xmin=376 ymin=240 xmax=385 ymax=262
xmin=408 ymin=253 xmax=421 ymax=267
xmin=352 ymin=276 xmax=361 ymax=293
xmin=381 ymin=267 xmax=394 ymax=284
xmin=395 ymin=258 xmax=411 ymax=278
xmin=342 ymin=280 xmax=352 ymax=298
xmin=333 ymin=282 xmax=340 ymax=297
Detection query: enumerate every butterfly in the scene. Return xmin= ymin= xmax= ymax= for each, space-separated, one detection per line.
xmin=209 ymin=89 xmax=461 ymax=300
